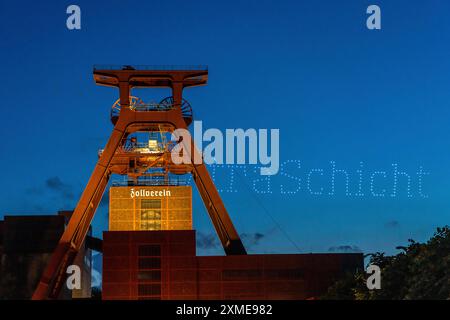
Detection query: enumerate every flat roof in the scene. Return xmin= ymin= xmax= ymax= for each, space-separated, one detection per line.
xmin=94 ymin=65 xmax=208 ymax=71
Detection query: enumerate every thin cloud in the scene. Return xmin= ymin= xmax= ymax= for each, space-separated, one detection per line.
xmin=91 ymin=252 xmax=102 ymax=288
xmin=196 ymin=232 xmax=220 ymax=249
xmin=197 ymin=230 xmax=271 ymax=250
xmin=385 ymin=220 xmax=400 ymax=228
xmin=45 ymin=176 xmax=75 ymax=201
xmin=328 ymin=245 xmax=362 ymax=253
xmin=241 ymin=232 xmax=265 ymax=248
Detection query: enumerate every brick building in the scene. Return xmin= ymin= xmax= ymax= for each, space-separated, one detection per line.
xmin=103 ymin=186 xmax=363 ymax=300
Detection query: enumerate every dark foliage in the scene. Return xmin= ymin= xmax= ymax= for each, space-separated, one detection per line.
xmin=323 ymin=226 xmax=450 ymax=300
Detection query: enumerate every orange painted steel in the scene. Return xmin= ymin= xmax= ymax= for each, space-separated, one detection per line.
xmin=32 ymin=67 xmax=246 ymax=300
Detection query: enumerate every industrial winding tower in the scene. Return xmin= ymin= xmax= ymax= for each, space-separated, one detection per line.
xmin=32 ymin=65 xmax=363 ymax=300
xmin=32 ymin=65 xmax=246 ymax=300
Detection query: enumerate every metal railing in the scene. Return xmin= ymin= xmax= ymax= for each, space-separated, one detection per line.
xmin=94 ymin=65 xmax=208 ymax=71
xmin=122 ymin=141 xmax=164 ymax=152
xmin=111 ymin=100 xmax=176 ymax=119
xmin=112 ymin=176 xmax=188 ymax=187
xmin=110 ymin=96 xmax=193 ymax=124
xmin=133 ymin=102 xmax=175 ymax=112
xmin=98 ymin=140 xmax=176 ymax=157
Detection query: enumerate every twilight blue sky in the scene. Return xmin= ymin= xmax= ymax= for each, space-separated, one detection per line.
xmin=0 ymin=0 xmax=449 ymax=256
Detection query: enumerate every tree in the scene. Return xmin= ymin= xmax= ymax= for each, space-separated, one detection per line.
xmin=323 ymin=226 xmax=450 ymax=300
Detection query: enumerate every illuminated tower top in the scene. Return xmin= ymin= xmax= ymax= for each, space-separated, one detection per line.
xmin=93 ymin=65 xmax=208 ymax=89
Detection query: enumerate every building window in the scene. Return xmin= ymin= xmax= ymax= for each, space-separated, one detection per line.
xmin=222 ymin=269 xmax=262 ymax=280
xmin=140 ymin=199 xmax=161 ymax=230
xmin=138 ymin=257 xmax=161 ymax=269
xmin=137 ymin=244 xmax=162 ymax=299
xmin=138 ymin=244 xmax=161 ymax=257
xmin=264 ymin=269 xmax=304 ymax=280
xmin=137 ymin=270 xmax=161 ymax=281
xmin=138 ymin=284 xmax=161 ymax=296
